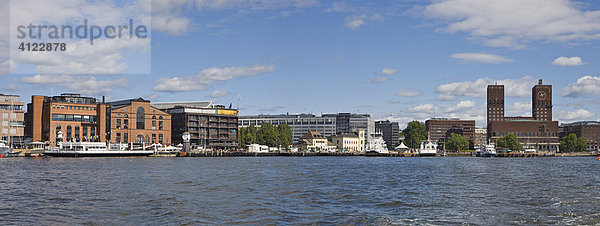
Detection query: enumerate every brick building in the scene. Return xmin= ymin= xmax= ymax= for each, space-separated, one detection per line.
xmin=0 ymin=94 xmax=25 ymax=147
xmin=560 ymin=121 xmax=600 ymax=151
xmin=107 ymin=98 xmax=171 ymax=145
xmin=487 ymin=79 xmax=559 ymax=151
xmin=425 ymin=118 xmax=475 ymax=144
xmin=25 ymin=93 xmax=108 ymax=146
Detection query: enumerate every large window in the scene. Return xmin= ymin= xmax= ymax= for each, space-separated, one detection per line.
xmin=152 ymin=121 xmax=156 ymax=130
xmin=159 ymin=121 xmax=163 ymax=130
xmin=116 ymin=119 xmax=121 ymax=129
xmin=66 ymin=126 xmax=72 ymax=141
xmin=136 ymin=107 xmax=145 ymax=129
xmin=74 ymin=126 xmax=80 ymax=141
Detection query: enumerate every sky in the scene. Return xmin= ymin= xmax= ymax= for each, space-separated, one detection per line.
xmin=1 ymin=0 xmax=600 ymax=128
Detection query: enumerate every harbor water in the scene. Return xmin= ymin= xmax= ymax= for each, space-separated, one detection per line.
xmin=1 ymin=157 xmax=599 ymax=224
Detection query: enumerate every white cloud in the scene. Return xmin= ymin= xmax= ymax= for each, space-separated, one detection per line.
xmin=424 ymin=0 xmax=600 ymax=48
xmin=209 ymin=90 xmax=229 ymax=98
xmin=1 ymin=84 xmax=23 ymax=92
xmin=20 ymin=75 xmax=127 ymax=96
xmin=382 ymin=68 xmax=398 ymax=75
xmin=505 ymin=101 xmax=532 ymax=117
xmin=344 ymin=14 xmax=382 ymax=29
xmin=367 ymin=76 xmax=389 ymax=83
xmin=451 ymin=52 xmax=513 ymax=64
xmin=445 ymin=100 xmax=476 ymax=113
xmin=258 ymin=105 xmax=284 ymax=112
xmin=396 ymin=89 xmax=422 ymax=97
xmin=552 ymin=56 xmax=584 ymax=66
xmin=557 ymin=109 xmax=595 ymax=123
xmin=194 ymin=0 xmax=319 ymax=10
xmin=154 ymin=64 xmax=276 ymax=92
xmin=436 ymin=76 xmax=537 ymax=100
xmin=562 ymin=75 xmax=600 ymax=97
xmin=435 ymin=93 xmax=455 ymax=101
xmin=9 ymin=0 xmax=151 ymax=74
xmin=326 ymin=1 xmax=354 ymax=13
xmin=150 ymin=0 xmax=193 ymax=35
xmin=407 ymin=104 xmax=435 ymax=113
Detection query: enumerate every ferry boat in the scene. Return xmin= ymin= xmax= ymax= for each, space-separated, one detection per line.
xmin=477 ymin=144 xmax=497 ymax=157
xmin=366 ymin=136 xmax=389 ymax=154
xmin=44 ymin=142 xmax=154 ymax=157
xmin=419 ymin=140 xmax=438 ymax=157
xmin=0 ymin=141 xmax=19 ymax=157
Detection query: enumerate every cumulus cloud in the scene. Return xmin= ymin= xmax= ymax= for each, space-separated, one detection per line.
xmin=552 ymin=56 xmax=584 ymax=66
xmin=451 ymin=53 xmax=513 ymax=64
xmin=382 ymin=68 xmax=398 ymax=75
xmin=367 ymin=76 xmax=389 ymax=83
xmin=9 ymin=0 xmax=151 ymax=74
xmin=326 ymin=1 xmax=354 ymax=13
xmin=557 ymin=109 xmax=595 ymax=123
xmin=445 ymin=100 xmax=476 ymax=113
xmin=407 ymin=104 xmax=435 ymax=113
xmin=562 ymin=75 xmax=600 ymax=97
xmin=396 ymin=89 xmax=422 ymax=97
xmin=154 ymin=64 xmax=276 ymax=92
xmin=505 ymin=101 xmax=531 ymax=116
xmin=436 ymin=76 xmax=537 ymax=100
xmin=209 ymin=90 xmax=229 ymax=98
xmin=344 ymin=14 xmax=382 ymax=29
xmin=424 ymin=0 xmax=600 ymax=48
xmin=20 ymin=75 xmax=127 ymax=96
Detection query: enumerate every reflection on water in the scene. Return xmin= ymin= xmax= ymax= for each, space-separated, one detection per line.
xmin=0 ymin=157 xmax=599 ymax=224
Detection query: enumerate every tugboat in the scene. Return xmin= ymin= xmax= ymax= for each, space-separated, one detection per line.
xmin=44 ymin=142 xmax=154 ymax=157
xmin=419 ymin=140 xmax=438 ymax=157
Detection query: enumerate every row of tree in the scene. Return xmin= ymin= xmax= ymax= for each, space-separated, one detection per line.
xmin=238 ymin=123 xmax=292 ymax=148
xmin=401 ymin=120 xmax=588 ymax=152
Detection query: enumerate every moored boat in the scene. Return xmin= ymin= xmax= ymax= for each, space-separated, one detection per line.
xmin=419 ymin=140 xmax=438 ymax=157
xmin=0 ymin=141 xmax=19 ymax=157
xmin=44 ymin=142 xmax=154 ymax=157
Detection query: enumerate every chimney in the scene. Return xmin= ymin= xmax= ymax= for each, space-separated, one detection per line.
xmin=538 ymin=79 xmax=543 ymax=85
xmin=102 ymin=96 xmax=105 ymax=104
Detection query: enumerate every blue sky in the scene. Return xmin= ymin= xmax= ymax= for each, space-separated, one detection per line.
xmin=2 ymin=0 xmax=600 ymax=128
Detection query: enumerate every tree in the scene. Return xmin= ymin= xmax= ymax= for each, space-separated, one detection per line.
xmin=447 ymin=133 xmax=469 ymax=151
xmin=276 ymin=124 xmax=292 ymax=148
xmin=257 ymin=123 xmax=278 ymax=147
xmin=239 ymin=125 xmax=258 ymax=148
xmin=496 ymin=133 xmax=522 ymax=151
xmin=402 ymin=121 xmax=427 ymax=149
xmin=559 ymin=133 xmax=587 ymax=152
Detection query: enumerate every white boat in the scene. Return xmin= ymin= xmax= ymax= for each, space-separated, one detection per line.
xmin=366 ymin=136 xmax=389 ymax=154
xmin=419 ymin=140 xmax=438 ymax=156
xmin=477 ymin=144 xmax=496 ymax=157
xmin=0 ymin=141 xmax=19 ymax=157
xmin=44 ymin=142 xmax=154 ymax=157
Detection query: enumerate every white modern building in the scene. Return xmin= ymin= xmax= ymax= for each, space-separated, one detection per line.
xmin=238 ymin=114 xmax=336 ymax=144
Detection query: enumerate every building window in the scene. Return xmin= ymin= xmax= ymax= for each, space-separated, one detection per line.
xmin=124 ymin=119 xmax=129 ymax=129
xmin=124 ymin=133 xmax=128 ymax=143
xmin=159 ymin=134 xmax=163 ymax=144
xmin=116 ymin=119 xmax=121 ymax=129
xmin=136 ymin=135 xmax=144 ymax=143
xmin=75 ymin=126 xmax=80 ymax=141
xmin=152 ymin=120 xmax=156 ymax=130
xmin=159 ymin=121 xmax=163 ymax=130
xmin=152 ymin=134 xmax=156 ymax=143
xmin=67 ymin=126 xmax=72 ymax=141
xmin=136 ymin=107 xmax=145 ymax=129
xmin=82 ymin=126 xmax=88 ymax=140
xmin=116 ymin=133 xmax=121 ymax=143
xmin=91 ymin=127 xmax=96 ymax=140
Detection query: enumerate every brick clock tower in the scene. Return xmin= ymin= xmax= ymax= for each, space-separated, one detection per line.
xmin=532 ymin=79 xmax=552 ymax=121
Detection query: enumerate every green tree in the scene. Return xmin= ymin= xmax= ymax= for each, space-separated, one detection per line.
xmin=447 ymin=133 xmax=469 ymax=151
xmin=402 ymin=121 xmax=427 ymax=149
xmin=559 ymin=133 xmax=587 ymax=152
xmin=239 ymin=124 xmax=258 ymax=148
xmin=496 ymin=133 xmax=522 ymax=151
xmin=258 ymin=123 xmax=278 ymax=147
xmin=276 ymin=124 xmax=292 ymax=148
